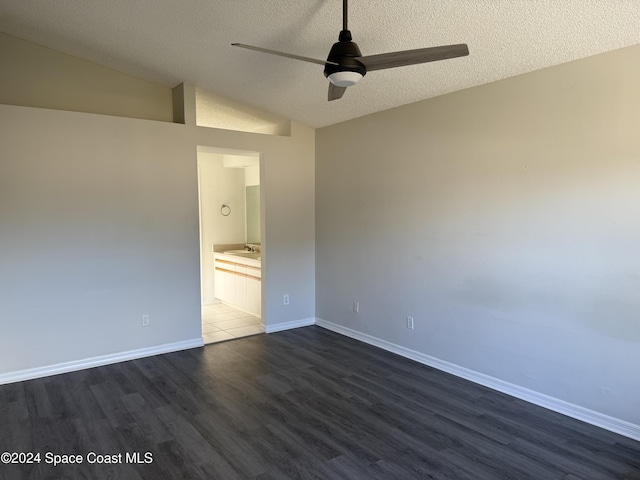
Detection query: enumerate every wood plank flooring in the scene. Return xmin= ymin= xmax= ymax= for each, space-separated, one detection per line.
xmin=1 ymin=326 xmax=639 ymax=479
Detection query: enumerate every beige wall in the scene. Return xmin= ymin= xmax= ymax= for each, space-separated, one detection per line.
xmin=0 ymin=35 xmax=315 ymax=380
xmin=0 ymin=32 xmax=173 ymax=122
xmin=195 ymin=88 xmax=290 ymax=136
xmin=197 ymin=152 xmax=247 ymax=304
xmin=245 ymin=165 xmax=260 ymax=187
xmin=0 ymin=98 xmax=315 ymax=379
xmin=0 ymin=105 xmax=200 ymax=374
xmin=0 ymin=30 xmax=314 ymax=381
xmin=316 ymin=44 xmax=640 ymax=427
xmin=195 ymin=124 xmax=316 ymax=327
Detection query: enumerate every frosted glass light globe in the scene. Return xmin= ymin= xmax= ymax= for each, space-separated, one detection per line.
xmin=327 ymin=71 xmax=363 ymax=87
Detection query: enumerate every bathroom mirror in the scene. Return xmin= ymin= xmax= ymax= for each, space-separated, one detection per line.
xmin=246 ymin=185 xmax=260 ymax=243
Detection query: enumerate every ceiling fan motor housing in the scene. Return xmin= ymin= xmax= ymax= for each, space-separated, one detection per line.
xmin=324 ymin=30 xmax=367 ymax=85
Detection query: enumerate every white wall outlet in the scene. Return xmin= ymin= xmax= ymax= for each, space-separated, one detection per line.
xmin=141 ymin=314 xmax=150 ymax=327
xmin=353 ymin=301 xmax=360 ymax=313
xmin=406 ymin=316 xmax=414 ymax=330
xmin=283 ymin=294 xmax=290 ymax=305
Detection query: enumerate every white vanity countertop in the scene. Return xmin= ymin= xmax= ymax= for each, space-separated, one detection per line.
xmin=214 ymin=252 xmax=261 ymax=268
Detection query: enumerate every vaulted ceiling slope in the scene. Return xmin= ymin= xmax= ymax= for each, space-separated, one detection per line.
xmin=1 ymin=1 xmax=639 ymax=128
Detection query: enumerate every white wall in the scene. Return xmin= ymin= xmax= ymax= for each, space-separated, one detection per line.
xmin=0 ymin=100 xmax=315 ymax=381
xmin=198 ymin=152 xmax=247 ymax=305
xmin=195 ymin=88 xmax=290 ymax=136
xmin=0 ymin=32 xmax=173 ymax=122
xmin=245 ymin=165 xmax=260 ymax=187
xmin=0 ymin=105 xmax=201 ymax=375
xmin=316 ymin=44 xmax=640 ymax=428
xmin=195 ymin=124 xmax=316 ymax=328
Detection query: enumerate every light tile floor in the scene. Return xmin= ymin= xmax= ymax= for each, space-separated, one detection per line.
xmin=202 ymin=303 xmax=264 ymax=344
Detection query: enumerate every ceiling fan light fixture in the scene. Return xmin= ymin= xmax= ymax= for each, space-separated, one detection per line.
xmin=327 ymin=71 xmax=363 ymax=87
xmin=232 ymin=0 xmax=468 ymax=102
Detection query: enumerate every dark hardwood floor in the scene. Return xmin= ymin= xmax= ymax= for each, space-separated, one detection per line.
xmin=1 ymin=326 xmax=639 ymax=479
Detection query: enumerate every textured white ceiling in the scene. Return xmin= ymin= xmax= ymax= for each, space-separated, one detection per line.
xmin=0 ymin=1 xmax=639 ymax=128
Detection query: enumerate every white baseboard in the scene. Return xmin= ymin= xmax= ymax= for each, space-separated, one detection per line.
xmin=266 ymin=317 xmax=316 ymax=334
xmin=0 ymin=337 xmax=205 ymax=386
xmin=315 ymin=318 xmax=640 ymax=442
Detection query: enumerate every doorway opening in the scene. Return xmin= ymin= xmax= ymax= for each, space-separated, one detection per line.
xmin=197 ymin=146 xmax=264 ymax=344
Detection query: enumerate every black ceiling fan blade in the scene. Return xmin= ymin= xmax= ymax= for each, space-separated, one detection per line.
xmin=328 ymin=83 xmax=347 ymax=101
xmin=231 ymin=43 xmax=338 ymax=66
xmin=359 ymin=43 xmax=469 ymax=71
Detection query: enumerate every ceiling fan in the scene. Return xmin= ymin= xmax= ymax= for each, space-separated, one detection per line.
xmin=232 ymin=0 xmax=469 ymax=101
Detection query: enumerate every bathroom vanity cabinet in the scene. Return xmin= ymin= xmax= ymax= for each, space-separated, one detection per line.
xmin=214 ymin=253 xmax=261 ymax=317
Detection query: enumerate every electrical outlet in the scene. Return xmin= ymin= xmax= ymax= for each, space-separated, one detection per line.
xmin=142 ymin=314 xmax=150 ymax=327
xmin=283 ymin=294 xmax=290 ymax=305
xmin=406 ymin=316 xmax=414 ymax=330
xmin=353 ymin=301 xmax=359 ymax=313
